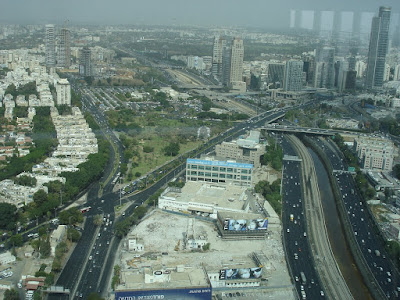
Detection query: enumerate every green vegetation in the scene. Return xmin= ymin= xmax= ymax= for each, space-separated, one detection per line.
xmin=262 ymin=137 xmax=283 ymax=171
xmin=255 ymin=179 xmax=282 ymax=215
xmin=111 ymin=265 xmax=121 ymax=290
xmin=202 ymin=243 xmax=211 ymax=251
xmin=58 ymin=207 xmax=84 ymax=225
xmin=14 ymin=174 xmax=37 ymax=187
xmin=163 ymin=142 xmax=180 ymax=156
xmin=332 ymin=134 xmax=358 ymax=168
xmin=88 ymin=293 xmax=105 ymax=300
xmin=197 ymin=111 xmax=248 ymax=121
xmin=67 ymin=227 xmax=81 ymax=242
xmin=0 ymin=203 xmax=18 ymax=230
xmin=4 ymin=288 xmax=19 ymax=300
xmin=0 ymin=107 xmax=57 ymax=181
xmin=4 ymin=81 xmax=38 ymax=99
xmin=385 ymin=240 xmax=400 ymax=269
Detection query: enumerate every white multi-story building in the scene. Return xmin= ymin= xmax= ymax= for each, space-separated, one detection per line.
xmin=229 ymin=37 xmax=244 ymax=84
xmin=354 ymin=137 xmax=395 ymax=171
xmin=186 ymin=157 xmax=253 ymax=187
xmin=56 ymin=79 xmax=71 ymax=106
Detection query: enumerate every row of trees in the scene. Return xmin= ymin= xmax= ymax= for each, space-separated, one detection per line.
xmin=255 ymin=179 xmax=282 ymax=215
xmin=262 ymin=137 xmax=283 ymax=171
xmin=197 ymin=111 xmax=248 ymax=121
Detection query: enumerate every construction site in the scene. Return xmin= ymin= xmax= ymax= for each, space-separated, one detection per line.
xmin=114 ymin=209 xmax=295 ymax=300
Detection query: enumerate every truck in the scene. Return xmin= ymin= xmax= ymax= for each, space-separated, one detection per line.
xmin=290 ymin=214 xmax=294 ymax=222
xmin=375 ymin=250 xmax=381 ymax=257
xmin=300 ymin=272 xmax=307 ymax=285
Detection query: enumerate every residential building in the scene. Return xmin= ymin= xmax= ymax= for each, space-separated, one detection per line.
xmin=57 ymin=28 xmax=71 ymax=68
xmin=365 ymin=6 xmax=391 ymax=89
xmin=283 ymin=60 xmax=304 ymax=91
xmin=56 ymin=79 xmax=71 ymax=106
xmin=45 ymin=24 xmax=56 ymax=67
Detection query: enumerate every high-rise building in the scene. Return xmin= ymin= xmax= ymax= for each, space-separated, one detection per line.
xmin=79 ymin=47 xmax=92 ymax=77
xmin=268 ymin=62 xmax=285 ymax=86
xmin=314 ymin=47 xmax=335 ymax=89
xmin=45 ymin=24 xmax=56 ymax=67
xmin=365 ymin=6 xmax=391 ymax=89
xmin=211 ymin=36 xmax=226 ymax=80
xmin=57 ymin=28 xmax=71 ymax=68
xmin=56 ymin=79 xmax=71 ymax=106
xmin=283 ymin=60 xmax=304 ymax=91
xmin=221 ymin=37 xmax=244 ymax=87
xmin=229 ymin=37 xmax=244 ymax=84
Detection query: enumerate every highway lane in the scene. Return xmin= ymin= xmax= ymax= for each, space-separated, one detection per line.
xmin=281 ymin=136 xmax=325 ymax=300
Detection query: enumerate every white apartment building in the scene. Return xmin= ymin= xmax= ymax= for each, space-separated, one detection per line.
xmin=354 ymin=137 xmax=395 ymax=171
xmin=56 ymin=79 xmax=71 ymax=106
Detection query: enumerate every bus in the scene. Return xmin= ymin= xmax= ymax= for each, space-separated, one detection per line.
xmin=112 ymin=172 xmax=121 ymax=185
xmin=300 ymin=272 xmax=307 ymax=285
xmin=80 ymin=206 xmax=92 ymax=213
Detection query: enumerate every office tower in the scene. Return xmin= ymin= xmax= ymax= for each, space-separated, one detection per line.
xmin=394 ymin=64 xmax=400 ymax=81
xmin=365 ymin=6 xmax=391 ymax=89
xmin=79 ymin=47 xmax=92 ymax=77
xmin=56 ymin=79 xmax=71 ymax=106
xmin=212 ymin=36 xmax=226 ymax=80
xmin=221 ymin=37 xmax=244 ymax=86
xmin=57 ymin=28 xmax=71 ymax=68
xmin=314 ymin=47 xmax=335 ymax=89
xmin=45 ymin=24 xmax=56 ymax=67
xmin=268 ymin=62 xmax=285 ymax=86
xmin=283 ymin=60 xmax=304 ymax=91
xmin=229 ymin=37 xmax=244 ymax=83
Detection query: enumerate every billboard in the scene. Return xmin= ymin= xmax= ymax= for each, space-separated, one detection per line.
xmin=223 ymin=218 xmax=268 ymax=231
xmin=219 ymin=267 xmax=263 ymax=280
xmin=115 ymin=287 xmax=212 ymax=300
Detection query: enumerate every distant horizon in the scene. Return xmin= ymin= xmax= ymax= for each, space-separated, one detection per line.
xmin=1 ymin=0 xmax=400 ymax=29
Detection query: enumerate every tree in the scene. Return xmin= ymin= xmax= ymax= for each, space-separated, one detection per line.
xmin=33 ymin=189 xmax=48 ymax=206
xmin=88 ymin=293 xmax=105 ymax=300
xmin=67 ymin=227 xmax=81 ymax=242
xmin=39 ymin=237 xmax=51 ymax=258
xmin=93 ymin=215 xmax=103 ymax=227
xmin=0 ymin=203 xmax=17 ymax=230
xmin=4 ymin=288 xmax=19 ymax=300
xmin=58 ymin=208 xmax=83 ymax=225
xmin=9 ymin=234 xmax=23 ymax=248
xmin=163 ymin=142 xmax=180 ymax=156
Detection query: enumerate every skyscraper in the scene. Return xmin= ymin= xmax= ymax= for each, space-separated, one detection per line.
xmin=365 ymin=6 xmax=391 ymax=89
xmin=283 ymin=60 xmax=304 ymax=91
xmin=57 ymin=28 xmax=71 ymax=68
xmin=45 ymin=24 xmax=56 ymax=67
xmin=79 ymin=47 xmax=92 ymax=77
xmin=211 ymin=36 xmax=226 ymax=80
xmin=229 ymin=37 xmax=244 ymax=84
xmin=221 ymin=37 xmax=244 ymax=87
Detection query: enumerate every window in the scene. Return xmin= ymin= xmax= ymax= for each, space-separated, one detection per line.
xmin=191 ymin=171 xmax=197 ymax=175
xmin=220 ymin=174 xmax=225 ymax=178
xmin=220 ymin=167 xmax=226 ymax=172
xmin=227 ymin=168 xmax=233 ymax=172
xmin=205 ymin=166 xmax=211 ymax=171
xmin=227 ymin=174 xmax=233 ymax=179
xmin=198 ymin=165 xmax=204 ymax=170
xmin=198 ymin=172 xmax=204 ymax=176
xmin=212 ymin=173 xmax=218 ymax=177
xmin=191 ymin=164 xmax=197 ymax=169
xmin=212 ymin=166 xmax=219 ymax=171
xmin=205 ymin=172 xmax=211 ymax=177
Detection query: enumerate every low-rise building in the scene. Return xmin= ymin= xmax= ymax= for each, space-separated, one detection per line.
xmin=186 ymin=158 xmax=253 ymax=187
xmin=354 ymin=137 xmax=395 ymax=171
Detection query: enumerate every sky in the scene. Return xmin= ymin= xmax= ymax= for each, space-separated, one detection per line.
xmin=1 ymin=0 xmax=400 ymax=28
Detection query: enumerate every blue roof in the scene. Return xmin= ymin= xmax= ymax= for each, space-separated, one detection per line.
xmin=187 ymin=158 xmax=253 ymax=169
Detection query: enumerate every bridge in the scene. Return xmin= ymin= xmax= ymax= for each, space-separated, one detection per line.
xmin=44 ymin=286 xmax=70 ymax=295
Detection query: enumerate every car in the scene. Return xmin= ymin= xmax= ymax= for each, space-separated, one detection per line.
xmin=300 ymin=285 xmax=304 ymax=291
xmin=89 ymin=256 xmax=92 ymax=260
xmin=287 ymin=229 xmax=290 ymax=233
xmin=295 ymin=276 xmax=299 ymax=282
xmin=320 ymin=290 xmax=325 ymax=296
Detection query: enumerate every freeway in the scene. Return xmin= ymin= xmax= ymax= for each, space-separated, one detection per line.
xmin=310 ymin=136 xmax=400 ymax=299
xmin=280 ymin=135 xmax=325 ymax=300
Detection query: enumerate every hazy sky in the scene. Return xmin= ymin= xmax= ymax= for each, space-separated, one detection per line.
xmin=1 ymin=0 xmax=400 ymax=28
